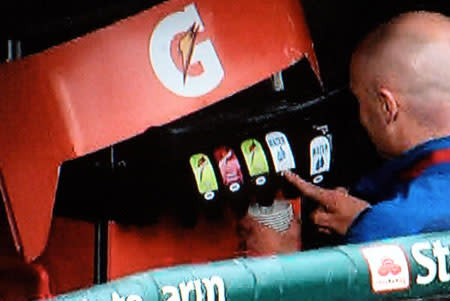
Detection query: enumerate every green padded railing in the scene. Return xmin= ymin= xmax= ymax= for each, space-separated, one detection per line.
xmin=55 ymin=231 xmax=450 ymax=300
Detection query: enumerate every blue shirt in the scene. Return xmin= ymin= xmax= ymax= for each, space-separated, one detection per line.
xmin=345 ymin=136 xmax=450 ymax=243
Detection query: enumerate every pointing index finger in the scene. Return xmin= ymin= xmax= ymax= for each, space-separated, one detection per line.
xmin=284 ymin=171 xmax=336 ymax=207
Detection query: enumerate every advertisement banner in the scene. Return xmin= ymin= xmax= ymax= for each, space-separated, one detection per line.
xmin=56 ymin=231 xmax=450 ymax=300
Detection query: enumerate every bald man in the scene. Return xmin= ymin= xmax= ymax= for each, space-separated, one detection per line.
xmin=242 ymin=11 xmax=450 ymax=253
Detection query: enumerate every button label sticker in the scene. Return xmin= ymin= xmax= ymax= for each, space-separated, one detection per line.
xmin=213 ymin=146 xmax=244 ymax=192
xmin=241 ymin=139 xmax=269 ymax=177
xmin=149 ymin=4 xmax=224 ymax=97
xmin=265 ymin=131 xmax=296 ymax=173
xmin=310 ymin=136 xmax=331 ymax=176
xmin=189 ymin=154 xmax=218 ymax=199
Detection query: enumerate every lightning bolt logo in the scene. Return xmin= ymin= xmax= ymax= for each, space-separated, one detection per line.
xmin=179 ymin=22 xmax=200 ymax=85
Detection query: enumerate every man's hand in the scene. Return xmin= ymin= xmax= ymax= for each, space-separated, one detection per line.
xmin=238 ymin=215 xmax=300 ymax=256
xmin=284 ymin=171 xmax=370 ymax=235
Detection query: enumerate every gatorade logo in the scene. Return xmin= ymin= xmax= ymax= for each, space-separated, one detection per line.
xmin=213 ymin=146 xmax=243 ymax=192
xmin=241 ymin=139 xmax=269 ymax=178
xmin=189 ymin=154 xmax=218 ymax=200
xmin=149 ymin=4 xmax=225 ymax=97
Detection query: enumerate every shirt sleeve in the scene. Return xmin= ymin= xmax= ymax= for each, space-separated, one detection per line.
xmin=345 ymin=166 xmax=450 ymax=244
xmin=344 ymin=206 xmax=385 ymax=244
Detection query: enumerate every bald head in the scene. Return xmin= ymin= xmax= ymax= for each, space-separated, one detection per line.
xmin=352 ymin=11 xmax=450 ymax=101
xmin=350 ymin=11 xmax=450 ymax=156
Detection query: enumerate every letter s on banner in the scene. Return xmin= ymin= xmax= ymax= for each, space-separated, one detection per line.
xmin=412 ymin=242 xmax=437 ymax=285
xmin=150 ymin=4 xmax=224 ymax=97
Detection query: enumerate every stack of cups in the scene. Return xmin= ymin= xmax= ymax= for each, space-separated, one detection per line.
xmin=248 ymin=200 xmax=294 ymax=232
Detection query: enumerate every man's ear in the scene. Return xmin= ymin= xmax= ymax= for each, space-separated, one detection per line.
xmin=378 ymin=88 xmax=399 ymax=124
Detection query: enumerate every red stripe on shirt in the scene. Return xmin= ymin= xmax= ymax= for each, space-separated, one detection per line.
xmin=400 ymin=149 xmax=450 ymax=181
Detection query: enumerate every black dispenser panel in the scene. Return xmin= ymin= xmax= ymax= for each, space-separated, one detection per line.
xmin=55 ymin=100 xmax=337 ymax=222
xmin=55 ymin=77 xmax=381 ymax=234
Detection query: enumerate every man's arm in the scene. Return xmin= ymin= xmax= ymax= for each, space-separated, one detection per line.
xmin=239 ymin=171 xmax=370 ymax=256
xmin=284 ymin=171 xmax=370 ymax=235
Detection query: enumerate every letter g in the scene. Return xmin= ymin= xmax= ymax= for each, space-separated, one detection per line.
xmin=150 ymin=4 xmax=224 ymax=97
